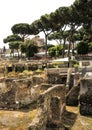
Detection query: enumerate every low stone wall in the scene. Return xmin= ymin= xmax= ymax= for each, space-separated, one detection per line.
xmin=13 ymin=78 xmax=40 ymax=106
xmin=0 ymin=76 xmax=45 ymax=109
xmin=0 ymin=78 xmax=17 ymax=109
xmin=45 ymin=68 xmax=68 ymax=84
xmin=79 ymin=78 xmax=92 ymax=115
xmin=75 ymin=55 xmax=92 ymax=61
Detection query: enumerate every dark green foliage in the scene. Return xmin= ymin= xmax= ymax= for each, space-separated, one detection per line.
xmin=3 ymin=0 xmax=92 ymax=59
xmin=42 ymin=43 xmax=54 ymax=50
xmin=88 ymin=42 xmax=92 ymax=52
xmin=48 ymin=46 xmax=56 ymax=57
xmin=9 ymin=41 xmax=23 ymax=57
xmin=24 ymin=39 xmax=38 ymax=59
xmin=73 ymin=0 xmax=92 ymax=25
xmin=15 ymin=66 xmax=24 ymax=72
xmin=20 ymin=42 xmax=27 ymax=53
xmin=3 ymin=34 xmax=22 ymax=43
xmin=76 ymin=41 xmax=89 ymax=54
xmin=11 ymin=23 xmax=31 ymax=41
xmin=48 ymin=44 xmax=63 ymax=57
xmin=11 ymin=23 xmax=30 ymax=35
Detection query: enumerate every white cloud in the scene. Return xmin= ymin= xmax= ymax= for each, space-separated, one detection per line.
xmin=0 ymin=0 xmax=75 ymax=48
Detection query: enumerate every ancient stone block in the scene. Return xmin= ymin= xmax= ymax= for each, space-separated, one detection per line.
xmin=45 ymin=68 xmax=67 ymax=84
xmin=79 ymin=78 xmax=92 ymax=115
xmin=38 ymin=84 xmax=66 ymax=121
xmin=0 ymin=77 xmax=43 ymax=109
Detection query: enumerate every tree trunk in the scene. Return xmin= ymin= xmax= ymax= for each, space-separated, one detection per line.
xmin=62 ymin=38 xmax=66 ymax=58
xmin=17 ymin=49 xmax=19 ymax=59
xmin=45 ymin=35 xmax=48 ymax=59
xmin=68 ymin=38 xmax=72 ymax=56
xmin=13 ymin=49 xmax=14 ymax=58
xmin=67 ymin=40 xmax=71 ymax=67
xmin=20 ymin=51 xmax=22 ymax=59
xmin=72 ymin=42 xmax=75 ymax=56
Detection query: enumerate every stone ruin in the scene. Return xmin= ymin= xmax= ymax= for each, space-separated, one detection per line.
xmin=0 ymin=68 xmax=67 ymax=130
xmin=0 ymin=66 xmax=92 ymax=129
xmin=66 ymin=72 xmax=81 ymax=106
xmin=79 ymin=78 xmax=92 ymax=115
xmin=29 ymin=84 xmax=66 ymax=130
xmin=28 ymin=68 xmax=76 ymax=130
xmin=45 ymin=67 xmax=92 ymax=116
xmin=45 ymin=68 xmax=68 ymax=84
xmin=0 ymin=76 xmax=44 ymax=110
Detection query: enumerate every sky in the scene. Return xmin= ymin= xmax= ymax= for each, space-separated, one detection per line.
xmin=0 ymin=0 xmax=75 ymax=48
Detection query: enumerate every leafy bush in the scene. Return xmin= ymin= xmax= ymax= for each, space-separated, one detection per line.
xmin=76 ymin=41 xmax=89 ymax=54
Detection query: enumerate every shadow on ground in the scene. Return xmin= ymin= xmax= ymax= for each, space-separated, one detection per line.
xmin=46 ymin=110 xmax=77 ymax=130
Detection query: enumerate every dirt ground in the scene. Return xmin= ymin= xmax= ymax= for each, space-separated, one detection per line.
xmin=0 ymin=109 xmax=37 ymax=130
xmin=0 ymin=106 xmax=91 ymax=130
xmin=65 ymin=106 xmax=92 ymax=130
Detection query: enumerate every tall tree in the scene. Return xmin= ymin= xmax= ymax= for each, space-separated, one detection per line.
xmin=19 ymin=42 xmax=27 ymax=58
xmin=50 ymin=8 xmax=68 ymax=58
xmin=50 ymin=6 xmax=79 ymax=58
xmin=3 ymin=34 xmax=23 ymax=58
xmin=72 ymin=0 xmax=92 ymax=25
xmin=3 ymin=34 xmax=22 ymax=43
xmin=48 ymin=31 xmax=69 ymax=57
xmin=9 ymin=42 xmax=15 ymax=57
xmin=11 ymin=23 xmax=31 ymax=41
xmin=48 ymin=32 xmax=62 ymax=44
xmin=30 ymin=14 xmax=60 ymax=58
xmin=9 ymin=41 xmax=23 ymax=58
xmin=24 ymin=39 xmax=38 ymax=59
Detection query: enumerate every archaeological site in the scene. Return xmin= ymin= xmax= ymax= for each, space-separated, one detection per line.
xmin=0 ymin=58 xmax=92 ymax=130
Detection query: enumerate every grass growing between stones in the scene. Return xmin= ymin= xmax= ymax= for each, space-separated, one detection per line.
xmin=0 ymin=109 xmax=37 ymax=130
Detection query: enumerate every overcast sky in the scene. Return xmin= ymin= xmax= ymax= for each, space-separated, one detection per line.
xmin=0 ymin=0 xmax=75 ymax=48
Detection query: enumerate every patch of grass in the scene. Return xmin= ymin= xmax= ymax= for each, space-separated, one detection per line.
xmin=29 ymin=109 xmax=37 ymax=120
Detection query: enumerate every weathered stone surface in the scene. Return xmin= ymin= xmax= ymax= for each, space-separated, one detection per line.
xmin=38 ymin=84 xmax=66 ymax=121
xmin=32 ymin=76 xmax=45 ymax=85
xmin=66 ymin=72 xmax=81 ymax=106
xmin=66 ymin=85 xmax=80 ymax=106
xmin=40 ymin=84 xmax=52 ymax=92
xmin=79 ymin=78 xmax=92 ymax=115
xmin=0 ymin=76 xmax=45 ymax=109
xmin=69 ymin=74 xmax=74 ymax=89
xmin=13 ymin=78 xmax=34 ymax=105
xmin=0 ymin=66 xmax=6 ymax=77
xmin=46 ymin=120 xmax=66 ymax=130
xmin=0 ymin=78 xmax=17 ymax=109
xmin=29 ymin=84 xmax=66 ymax=130
xmin=28 ymin=108 xmax=47 ymax=130
xmin=45 ymin=68 xmax=67 ymax=84
xmin=31 ymin=85 xmax=40 ymax=101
